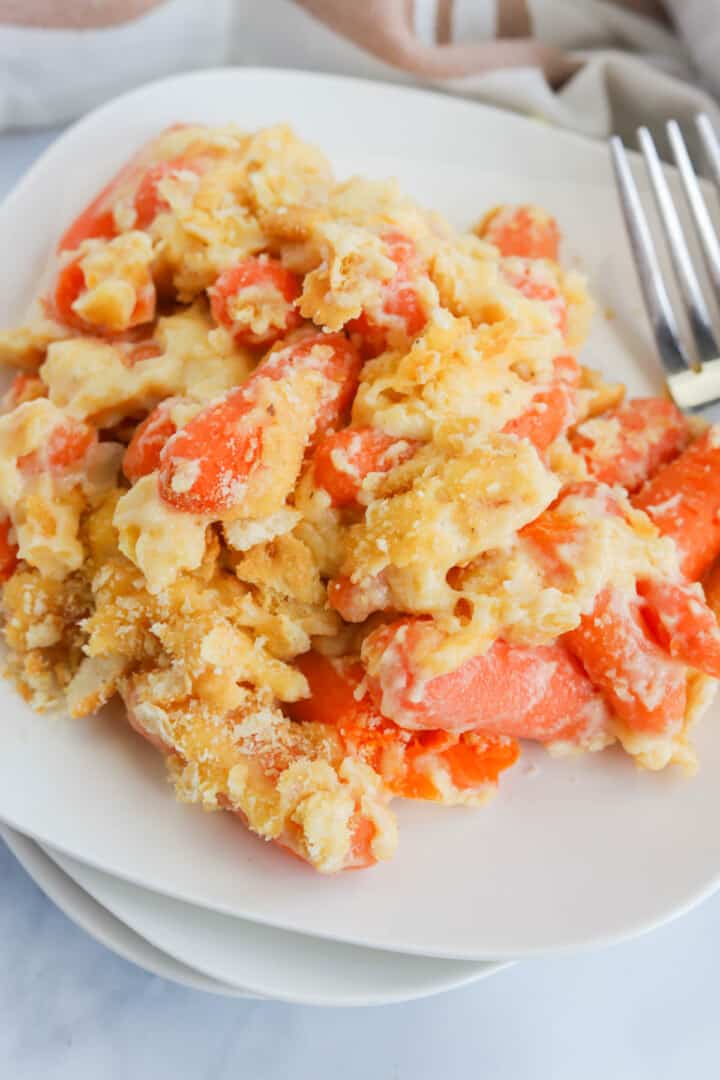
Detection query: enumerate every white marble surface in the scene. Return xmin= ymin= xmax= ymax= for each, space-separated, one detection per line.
xmin=2 ymin=128 xmax=720 ymax=1079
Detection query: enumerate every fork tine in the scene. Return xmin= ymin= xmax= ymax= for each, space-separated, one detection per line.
xmin=696 ymin=113 xmax=720 ymax=191
xmin=638 ymin=126 xmax=719 ymax=365
xmin=667 ymin=119 xmax=720 ymax=310
xmin=609 ymin=136 xmax=693 ymax=377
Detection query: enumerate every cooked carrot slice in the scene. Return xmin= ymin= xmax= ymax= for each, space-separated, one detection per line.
xmin=46 ymin=422 xmax=96 ymax=471
xmin=158 ymin=387 xmax=262 ymax=513
xmin=273 ymin=332 xmax=362 ymax=442
xmin=133 ymin=162 xmax=174 ymax=231
xmin=313 ymin=427 xmax=418 ymax=508
xmin=51 ymin=259 xmax=87 ymax=331
xmin=57 ymin=145 xmax=149 ymax=253
xmin=18 ymin=418 xmax=96 ymax=476
xmin=553 ymin=354 xmax=582 ymax=386
xmin=346 ymin=231 xmax=428 ymax=359
xmin=434 ymin=733 xmax=520 ymax=796
xmin=638 ymin=578 xmax=720 ymax=678
xmin=564 ymin=586 xmax=687 ymax=734
xmin=479 ymin=204 xmax=560 ymax=261
xmin=520 ymin=482 xmax=623 ymax=578
xmin=503 ymin=382 xmax=576 ymax=452
xmin=57 ymin=131 xmax=201 ymax=252
xmin=703 ymin=559 xmax=720 ymax=616
xmin=0 ymin=516 xmax=18 ymax=582
xmin=572 ymin=397 xmax=690 ymax=492
xmin=289 ymin=651 xmax=520 ymax=801
xmin=521 ymin=494 xmax=689 ymax=730
xmin=520 ymin=507 xmax=581 ymax=580
xmin=289 ymin=652 xmax=374 ymax=731
xmin=51 ymin=254 xmax=155 ymax=335
xmin=132 ymin=157 xmax=203 ymax=230
xmin=158 ymin=333 xmax=360 ymax=513
xmin=361 ymin=618 xmax=610 ymax=744
xmin=58 ymin=186 xmax=119 ymax=253
xmin=632 ymin=428 xmax=720 ymax=580
xmin=503 ymin=258 xmax=568 ymax=336
xmin=2 ymin=373 xmax=47 ymax=412
xmin=209 ymin=257 xmax=303 ymax=348
xmin=123 ymin=400 xmax=179 ymax=482
xmin=502 ymin=354 xmax=581 ymax=452
xmin=345 ymin=814 xmax=378 ymax=869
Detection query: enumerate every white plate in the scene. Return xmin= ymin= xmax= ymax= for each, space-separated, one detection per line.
xmin=6 ymin=823 xmax=500 ymax=1007
xmin=41 ymin=842 xmax=502 ymax=1007
xmin=1 ymin=68 xmax=720 ymax=959
xmin=0 ymin=826 xmax=256 ymax=998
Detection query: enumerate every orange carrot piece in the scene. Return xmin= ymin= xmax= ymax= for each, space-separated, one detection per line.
xmin=132 ymin=157 xmax=204 ymax=230
xmin=503 ymin=354 xmax=581 ymax=452
xmin=282 ymin=333 xmax=362 ymax=442
xmin=346 ymin=231 xmax=428 ymax=359
xmin=572 ymin=397 xmax=690 ymax=492
xmin=632 ymin=428 xmax=720 ymax=581
xmin=503 ymin=382 xmax=576 ymax=452
xmin=703 ymin=559 xmax=720 ymax=616
xmin=158 ymin=332 xmax=360 ymax=514
xmin=45 ymin=422 xmax=96 ymax=471
xmin=57 ymin=128 xmax=198 ymax=252
xmin=553 ymin=354 xmax=582 ymax=386
xmin=0 ymin=516 xmax=18 ymax=582
xmin=520 ymin=508 xmax=580 ymax=580
xmin=2 ymin=373 xmax=47 ymax=412
xmin=18 ymin=419 xmax=96 ymax=476
xmin=313 ymin=427 xmax=418 ymax=508
xmin=123 ymin=400 xmax=180 ymax=482
xmin=503 ymin=258 xmax=568 ymax=336
xmin=158 ymin=388 xmax=262 ymax=513
xmin=209 ymin=257 xmax=303 ymax=348
xmin=289 ymin=651 xmax=520 ymax=801
xmin=479 ymin=204 xmax=560 ymax=261
xmin=521 ymin=495 xmax=689 ymax=731
xmin=51 ymin=254 xmax=155 ymax=335
xmin=361 ymin=618 xmax=610 ymax=743
xmin=638 ymin=578 xmax=720 ymax=678
xmin=51 ymin=260 xmax=87 ymax=331
xmin=57 ymin=146 xmax=148 ymax=253
xmin=564 ymin=587 xmax=687 ymax=734
xmin=58 ymin=186 xmax=119 ymax=254
xmin=520 ymin=482 xmax=623 ymax=578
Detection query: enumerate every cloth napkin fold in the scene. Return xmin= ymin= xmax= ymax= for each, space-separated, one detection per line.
xmin=0 ymin=0 xmax=717 ymax=147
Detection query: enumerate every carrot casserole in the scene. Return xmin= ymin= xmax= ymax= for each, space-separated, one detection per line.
xmin=1 ymin=123 xmax=720 ymax=873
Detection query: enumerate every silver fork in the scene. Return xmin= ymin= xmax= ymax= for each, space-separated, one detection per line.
xmin=610 ymin=114 xmax=720 ymax=411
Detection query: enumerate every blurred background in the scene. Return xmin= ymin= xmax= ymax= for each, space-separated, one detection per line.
xmin=0 ymin=0 xmax=718 ymax=147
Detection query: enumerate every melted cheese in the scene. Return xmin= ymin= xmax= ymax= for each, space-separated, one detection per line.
xmin=352 ymin=313 xmax=556 ymax=441
xmin=343 ymin=434 xmax=559 ymax=616
xmin=114 ymin=473 xmax=209 ymax=593
xmin=42 ymin=302 xmax=252 ymax=425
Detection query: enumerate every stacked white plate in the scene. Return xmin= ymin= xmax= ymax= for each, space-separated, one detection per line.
xmin=3 ymin=70 xmax=720 ymax=1005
